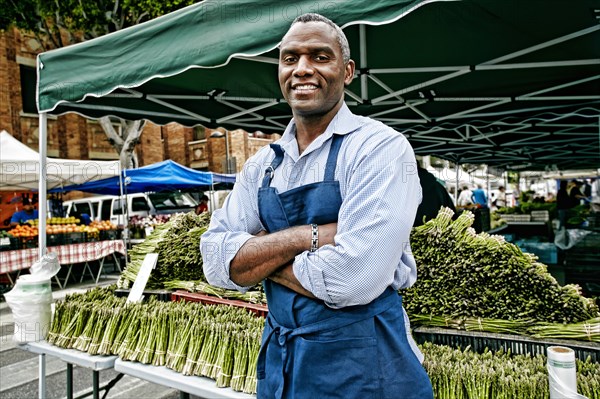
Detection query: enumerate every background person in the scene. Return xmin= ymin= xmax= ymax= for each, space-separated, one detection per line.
xmin=569 ymin=180 xmax=587 ymax=207
xmin=494 ymin=186 xmax=507 ymax=208
xmin=414 ymin=164 xmax=456 ymax=226
xmin=556 ymin=180 xmax=571 ymax=229
xmin=195 ymin=194 xmax=209 ymax=214
xmin=457 ymin=185 xmax=474 ymax=207
xmin=471 ymin=184 xmax=488 ymax=208
xmin=9 ymin=197 xmax=39 ymax=227
xmin=201 ymin=13 xmax=433 ymax=398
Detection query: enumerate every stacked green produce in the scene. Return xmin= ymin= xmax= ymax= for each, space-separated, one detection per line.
xmin=118 ymin=212 xmax=211 ymax=289
xmin=48 ymin=286 xmax=263 ymax=394
xmin=421 ymin=342 xmax=599 ymax=399
xmin=404 ymin=207 xmax=599 ymax=338
xmin=48 ymin=287 xmax=599 ymax=398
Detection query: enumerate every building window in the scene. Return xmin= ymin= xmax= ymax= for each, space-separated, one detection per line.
xmin=193 ymin=125 xmax=206 ymax=141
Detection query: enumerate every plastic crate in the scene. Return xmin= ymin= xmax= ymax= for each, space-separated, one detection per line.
xmin=67 ymin=232 xmax=86 ymax=244
xmin=171 ymin=290 xmax=268 ymax=318
xmin=47 ymin=233 xmax=65 ymax=247
xmin=20 ymin=237 xmax=38 ymax=249
xmin=413 ymin=326 xmax=599 ymax=362
xmin=517 ymin=241 xmax=558 ymax=264
xmin=100 ymin=229 xmax=120 ymax=241
xmin=0 ymin=237 xmax=19 ymax=251
xmin=500 ymin=214 xmax=531 ymax=222
xmin=530 ymin=210 xmax=550 ymax=222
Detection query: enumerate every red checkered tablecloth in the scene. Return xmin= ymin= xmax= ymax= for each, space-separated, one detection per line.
xmin=0 ymin=240 xmax=126 ymax=275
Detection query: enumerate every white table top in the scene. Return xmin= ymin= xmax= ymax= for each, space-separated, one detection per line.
xmin=114 ymin=358 xmax=255 ymax=398
xmin=17 ymin=341 xmax=117 ymax=371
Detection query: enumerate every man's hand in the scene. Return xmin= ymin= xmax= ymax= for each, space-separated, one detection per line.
xmin=268 ymin=264 xmax=317 ymax=299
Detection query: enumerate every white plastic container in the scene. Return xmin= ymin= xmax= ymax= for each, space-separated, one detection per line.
xmin=4 ymin=275 xmax=53 ymax=343
xmin=547 ymin=346 xmax=588 ymax=399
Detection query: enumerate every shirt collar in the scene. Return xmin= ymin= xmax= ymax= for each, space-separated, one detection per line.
xmin=278 ymin=103 xmax=362 ymax=160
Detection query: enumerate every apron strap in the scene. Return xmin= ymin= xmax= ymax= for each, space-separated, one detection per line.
xmin=262 ymin=144 xmax=285 ymax=188
xmin=323 ymin=134 xmax=345 ymax=181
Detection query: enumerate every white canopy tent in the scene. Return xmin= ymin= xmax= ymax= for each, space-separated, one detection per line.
xmin=0 ymin=130 xmax=120 ymax=192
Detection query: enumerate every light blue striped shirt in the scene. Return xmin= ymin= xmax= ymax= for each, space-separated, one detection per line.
xmin=201 ymin=103 xmax=422 ymax=309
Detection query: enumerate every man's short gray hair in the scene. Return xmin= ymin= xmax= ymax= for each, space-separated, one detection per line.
xmin=289 ymin=13 xmax=351 ymax=64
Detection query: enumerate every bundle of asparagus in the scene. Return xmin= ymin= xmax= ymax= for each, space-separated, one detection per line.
xmin=404 ymin=208 xmax=599 ymax=339
xmin=118 ymin=212 xmax=211 ymax=289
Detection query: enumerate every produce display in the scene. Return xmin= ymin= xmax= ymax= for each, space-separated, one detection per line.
xmin=404 ymin=208 xmax=599 ymax=338
xmin=48 ymin=287 xmax=263 ymax=394
xmin=117 ymin=212 xmax=211 ymax=288
xmin=47 ymin=287 xmax=600 ymax=399
xmin=7 ymin=219 xmax=117 ymax=237
xmin=421 ymin=342 xmax=599 ymax=399
xmin=0 ymin=230 xmax=14 ymax=239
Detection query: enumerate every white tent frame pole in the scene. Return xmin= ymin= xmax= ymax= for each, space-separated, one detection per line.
xmin=486 ymin=164 xmax=491 ymax=208
xmin=367 ymin=74 xmax=431 ymax=121
xmin=481 ymin=25 xmax=600 ymax=66
xmin=215 ymin=98 xmax=287 ymax=128
xmin=64 ymin=103 xmax=211 ymax=121
xmin=519 ymin=75 xmax=600 ymax=98
xmin=359 ymin=24 xmax=368 ymax=101
xmin=344 ymin=88 xmax=363 ymax=103
xmin=370 ymin=59 xmax=600 ymax=74
xmin=371 ymin=24 xmax=599 ymax=105
xmin=122 ymin=88 xmax=212 ymax=122
xmin=235 ymin=55 xmax=278 ymax=64
xmin=437 ymin=75 xmax=599 ymax=122
xmin=455 ymin=162 xmax=459 ymax=205
xmin=372 ymin=69 xmax=470 ymax=103
xmin=118 ymin=164 xmax=128 ymax=268
xmin=216 ymin=99 xmax=279 ymax=123
xmin=38 ymin=112 xmax=47 ymax=257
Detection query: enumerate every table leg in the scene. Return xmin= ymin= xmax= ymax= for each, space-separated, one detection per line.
xmin=80 ymin=262 xmax=94 ymax=283
xmin=5 ymin=272 xmax=14 ymax=285
xmin=39 ymin=354 xmax=46 ymax=399
xmin=53 ymin=275 xmax=64 ymax=290
xmin=112 ymin=253 xmax=122 ymax=272
xmin=93 ymin=371 xmax=99 ymax=399
xmin=95 ymin=258 xmax=106 ymax=284
xmin=67 ymin=363 xmax=73 ymax=399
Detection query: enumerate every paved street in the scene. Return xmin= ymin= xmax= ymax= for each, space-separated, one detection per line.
xmin=0 ymin=273 xmax=195 ymax=399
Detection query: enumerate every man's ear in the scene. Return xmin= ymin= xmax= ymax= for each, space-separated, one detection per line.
xmin=344 ymin=60 xmax=355 ymax=86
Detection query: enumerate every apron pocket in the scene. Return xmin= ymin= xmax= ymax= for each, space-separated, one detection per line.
xmin=292 ymin=336 xmax=380 ymax=399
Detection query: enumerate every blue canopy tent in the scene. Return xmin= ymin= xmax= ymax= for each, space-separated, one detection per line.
xmin=50 ymin=160 xmax=235 ymax=195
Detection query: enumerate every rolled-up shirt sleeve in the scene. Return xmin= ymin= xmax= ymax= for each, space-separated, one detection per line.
xmin=201 ymin=152 xmax=267 ymax=291
xmin=293 ymin=130 xmax=421 ymax=308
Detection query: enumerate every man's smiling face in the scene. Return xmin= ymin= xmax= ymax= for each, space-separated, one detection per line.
xmin=278 ymin=21 xmax=354 ymax=119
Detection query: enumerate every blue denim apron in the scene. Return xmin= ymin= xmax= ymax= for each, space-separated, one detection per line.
xmin=256 ymin=135 xmax=433 ymax=399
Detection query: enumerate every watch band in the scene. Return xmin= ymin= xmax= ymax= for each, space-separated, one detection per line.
xmin=310 ymin=224 xmax=319 ymax=252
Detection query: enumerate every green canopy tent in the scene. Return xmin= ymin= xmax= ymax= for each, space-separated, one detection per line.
xmin=33 ymin=0 xmax=600 ymax=252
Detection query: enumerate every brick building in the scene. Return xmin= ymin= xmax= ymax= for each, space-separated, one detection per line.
xmin=0 ymin=27 xmax=279 ymax=174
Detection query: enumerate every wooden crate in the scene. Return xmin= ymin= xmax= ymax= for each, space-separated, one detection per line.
xmin=171 ymin=290 xmax=268 ymax=318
